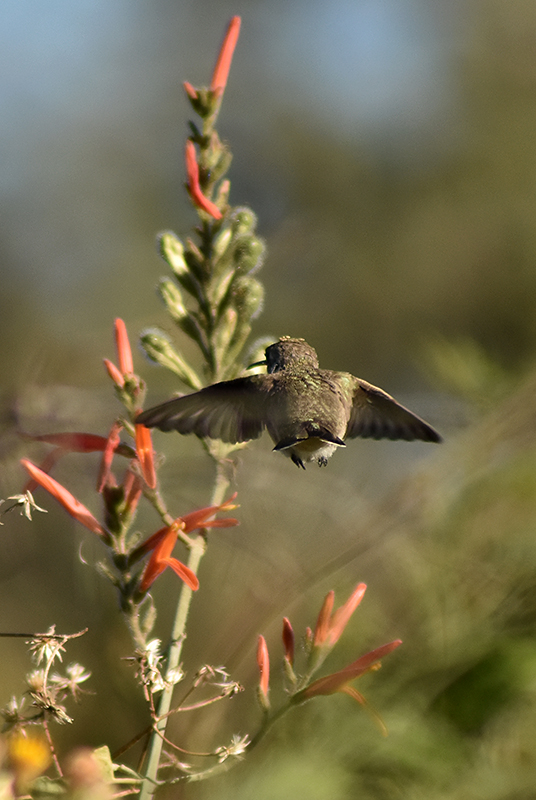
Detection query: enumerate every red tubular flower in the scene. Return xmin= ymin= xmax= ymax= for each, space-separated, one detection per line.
xmin=183 ymin=81 xmax=198 ymax=100
xmin=23 ymin=448 xmax=63 ymax=493
xmin=20 ymin=459 xmax=106 ymax=538
xmin=122 ymin=469 xmax=144 ymax=517
xmin=103 ymin=318 xmax=134 ymax=387
xmin=114 ymin=318 xmax=134 ymax=375
xmin=28 ymin=432 xmax=113 ymax=452
xmin=103 ymin=357 xmax=124 ymax=388
xmin=133 ymin=495 xmax=239 ymax=563
xmin=138 ymin=521 xmax=199 ymax=593
xmin=211 ymin=16 xmax=241 ymax=94
xmin=135 ymin=424 xmax=156 ymax=489
xmin=180 ymin=492 xmax=238 ymax=533
xmin=256 ymin=635 xmax=270 ymax=702
xmin=282 ymin=617 xmax=295 ymax=666
xmin=298 ymin=640 xmax=402 ymax=702
xmin=185 ymin=140 xmax=223 ymax=220
xmin=23 ymin=431 xmax=134 ymax=493
xmin=325 ymin=583 xmax=367 ymax=647
xmin=97 ymin=421 xmax=123 ymax=492
xmin=313 ymin=590 xmax=335 ymax=648
xmin=313 ymin=583 xmax=367 ymax=648
xmin=25 ymin=431 xmax=133 ymax=460
xmin=133 ymin=495 xmax=238 ymax=592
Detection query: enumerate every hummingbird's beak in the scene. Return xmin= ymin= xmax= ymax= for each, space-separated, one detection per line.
xmin=247 ymin=359 xmax=267 ymax=369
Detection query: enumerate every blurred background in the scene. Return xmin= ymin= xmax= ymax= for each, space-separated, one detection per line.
xmin=3 ymin=1 xmax=536 ymax=797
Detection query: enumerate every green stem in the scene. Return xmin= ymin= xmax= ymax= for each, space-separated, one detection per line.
xmin=138 ymin=461 xmax=230 ymax=799
xmin=246 ymin=702 xmax=292 ymax=753
xmin=185 ymin=703 xmax=292 ymax=784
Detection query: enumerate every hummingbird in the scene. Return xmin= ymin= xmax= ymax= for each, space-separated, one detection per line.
xmin=137 ymin=336 xmax=442 ymax=469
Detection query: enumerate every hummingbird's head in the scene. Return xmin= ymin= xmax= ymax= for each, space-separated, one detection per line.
xmin=259 ymin=337 xmax=320 ymax=374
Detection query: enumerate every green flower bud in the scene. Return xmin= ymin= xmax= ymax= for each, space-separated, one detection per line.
xmin=140 ymin=329 xmax=202 ymax=391
xmin=232 ymin=276 xmax=264 ymax=321
xmin=157 ymin=279 xmax=207 ymax=350
xmin=225 ymin=319 xmax=252 ymax=369
xmin=185 ymin=87 xmax=213 ymax=118
xmin=157 ymin=231 xmax=202 ymax=300
xmin=184 ymin=238 xmax=207 ymax=281
xmin=208 ymin=269 xmax=235 ymax=310
xmin=215 ymin=178 xmax=231 ymax=209
xmin=231 ymin=236 xmax=266 ymax=275
xmin=158 ymin=231 xmax=187 ymax=277
xmin=212 ymin=226 xmax=233 ymax=261
xmin=214 ymin=307 xmax=238 ymax=365
xmin=157 ymin=278 xmax=188 ymax=322
xmin=207 ymin=146 xmax=233 ymax=183
xmin=157 ymin=279 xmax=206 ymax=350
xmin=176 ymin=314 xmax=209 ymax=354
xmin=231 ymin=207 xmax=258 ymax=236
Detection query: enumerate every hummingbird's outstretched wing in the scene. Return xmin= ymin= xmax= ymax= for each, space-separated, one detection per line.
xmin=136 ymin=377 xmax=270 ymax=443
xmin=345 ymin=379 xmax=442 ymax=443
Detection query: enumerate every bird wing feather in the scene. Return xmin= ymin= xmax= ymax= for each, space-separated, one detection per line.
xmin=136 ymin=377 xmax=270 ymax=443
xmin=345 ymin=379 xmax=442 ymax=443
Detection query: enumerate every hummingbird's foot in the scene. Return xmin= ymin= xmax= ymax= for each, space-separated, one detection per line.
xmin=317 ymin=456 xmax=328 ymax=467
xmin=291 ymin=453 xmax=306 ymax=469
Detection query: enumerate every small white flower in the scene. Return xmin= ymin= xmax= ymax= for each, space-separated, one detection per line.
xmin=145 ymin=639 xmax=161 ymax=661
xmin=50 ymin=663 xmax=91 ymax=699
xmin=215 ymin=733 xmax=250 ymax=763
xmin=165 ymin=666 xmax=184 ymax=687
xmin=4 ymin=491 xmax=48 ymax=521
xmin=26 ymin=670 xmax=46 ymax=693
xmin=149 ymin=672 xmax=165 ymax=694
xmin=1 ymin=695 xmax=26 ymax=728
xmin=65 ymin=663 xmax=91 ymax=685
xmin=28 ymin=626 xmax=65 ymax=665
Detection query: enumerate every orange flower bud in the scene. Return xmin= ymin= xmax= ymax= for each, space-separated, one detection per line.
xmin=211 ymin=16 xmax=241 ymax=94
xmin=185 ymin=140 xmax=223 ymax=219
xmin=256 ymin=634 xmax=270 ymax=703
xmin=114 ymin=318 xmax=133 ymax=375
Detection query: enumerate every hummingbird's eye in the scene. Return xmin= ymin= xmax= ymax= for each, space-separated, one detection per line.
xmin=265 ymin=349 xmax=281 ymax=373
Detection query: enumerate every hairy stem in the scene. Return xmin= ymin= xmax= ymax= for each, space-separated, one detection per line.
xmin=138 ymin=461 xmax=230 ymax=798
